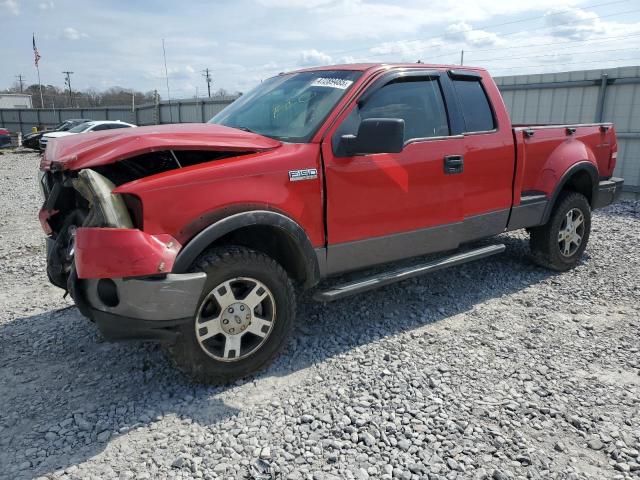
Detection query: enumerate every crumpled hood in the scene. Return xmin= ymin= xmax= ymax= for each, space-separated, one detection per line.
xmin=42 ymin=123 xmax=282 ymax=171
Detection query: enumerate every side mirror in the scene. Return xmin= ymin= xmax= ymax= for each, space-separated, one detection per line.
xmin=336 ymin=118 xmax=405 ymax=157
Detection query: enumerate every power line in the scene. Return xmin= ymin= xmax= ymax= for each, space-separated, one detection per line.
xmin=432 ymin=32 xmax=640 ymax=57
xmin=364 ymin=7 xmax=640 ymax=62
xmin=470 ymin=46 xmax=640 ymax=64
xmin=323 ymin=0 xmax=632 ymax=57
xmin=269 ymin=7 xmax=640 ymax=75
xmin=488 ymin=55 xmax=640 ymax=71
xmin=198 ymin=1 xmax=640 ymax=79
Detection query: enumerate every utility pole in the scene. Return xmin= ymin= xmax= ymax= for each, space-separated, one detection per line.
xmin=460 ymin=50 xmax=464 ymax=66
xmin=62 ymin=71 xmax=74 ymax=107
xmin=15 ymin=74 xmax=25 ymax=92
xmin=202 ymin=68 xmax=212 ymax=98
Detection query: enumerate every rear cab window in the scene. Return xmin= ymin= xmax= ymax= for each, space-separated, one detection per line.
xmin=451 ymin=77 xmax=496 ymax=133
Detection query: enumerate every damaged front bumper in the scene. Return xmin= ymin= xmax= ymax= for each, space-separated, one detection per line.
xmin=42 ymin=166 xmax=208 ymax=342
xmin=70 ymin=226 xmax=206 ymax=342
xmin=79 ymin=273 xmax=206 ymax=342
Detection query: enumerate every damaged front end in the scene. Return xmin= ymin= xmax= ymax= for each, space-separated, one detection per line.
xmin=40 ymin=149 xmax=238 ymax=289
xmin=40 ymin=151 xmax=214 ymax=339
xmin=40 ymin=166 xmax=137 ymax=289
xmin=38 ymin=124 xmax=282 ymax=340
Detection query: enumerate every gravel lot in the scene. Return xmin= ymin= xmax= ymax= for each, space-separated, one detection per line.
xmin=0 ymin=150 xmax=639 ymax=480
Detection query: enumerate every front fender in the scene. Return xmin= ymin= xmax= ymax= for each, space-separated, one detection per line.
xmin=172 ymin=209 xmax=321 ymax=287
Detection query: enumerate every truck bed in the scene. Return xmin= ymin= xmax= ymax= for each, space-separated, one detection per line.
xmin=512 ymin=122 xmax=617 ymax=202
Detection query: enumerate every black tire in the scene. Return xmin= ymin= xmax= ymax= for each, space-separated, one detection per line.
xmin=529 ymin=191 xmax=591 ymax=271
xmin=168 ymin=246 xmax=296 ymax=384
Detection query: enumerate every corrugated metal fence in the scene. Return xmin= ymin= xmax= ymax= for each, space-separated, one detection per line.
xmin=495 ymin=66 xmax=640 ymax=192
xmin=1 ymin=66 xmax=639 ymax=189
xmin=0 ymin=97 xmax=236 ymax=136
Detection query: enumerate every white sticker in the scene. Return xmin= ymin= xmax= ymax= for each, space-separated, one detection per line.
xmin=310 ymin=78 xmax=353 ymax=89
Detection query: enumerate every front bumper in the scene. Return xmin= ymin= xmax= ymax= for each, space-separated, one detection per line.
xmin=76 ymin=272 xmax=206 ymax=342
xmin=593 ymin=177 xmax=624 ymax=209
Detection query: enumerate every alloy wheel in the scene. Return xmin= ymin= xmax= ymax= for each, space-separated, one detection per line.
xmin=195 ymin=277 xmax=276 ymax=362
xmin=558 ymin=207 xmax=585 ymax=257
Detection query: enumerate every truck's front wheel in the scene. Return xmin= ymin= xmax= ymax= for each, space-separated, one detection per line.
xmin=168 ymin=246 xmax=296 ymax=384
xmin=529 ymin=191 xmax=591 ymax=271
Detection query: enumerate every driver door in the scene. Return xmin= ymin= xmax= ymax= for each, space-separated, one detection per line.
xmin=321 ymin=71 xmax=465 ymax=274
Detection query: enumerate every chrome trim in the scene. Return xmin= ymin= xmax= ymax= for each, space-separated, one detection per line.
xmin=83 ymin=273 xmax=207 ymax=321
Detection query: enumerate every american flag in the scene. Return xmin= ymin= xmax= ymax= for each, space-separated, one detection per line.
xmin=33 ymin=34 xmax=41 ymax=67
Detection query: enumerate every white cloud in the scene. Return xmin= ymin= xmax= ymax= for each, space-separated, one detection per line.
xmin=145 ymin=65 xmax=197 ymax=81
xmin=545 ymin=7 xmax=605 ymax=40
xmin=256 ymin=0 xmax=335 ymax=8
xmin=444 ymin=22 xmax=501 ymax=47
xmin=39 ymin=0 xmax=54 ymax=10
xmin=2 ymin=0 xmax=19 ymax=15
xmin=62 ymin=27 xmax=88 ymax=40
xmin=298 ymin=49 xmax=333 ymax=66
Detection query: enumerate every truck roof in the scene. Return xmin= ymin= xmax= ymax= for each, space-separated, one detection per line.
xmin=289 ymin=63 xmax=486 ymax=74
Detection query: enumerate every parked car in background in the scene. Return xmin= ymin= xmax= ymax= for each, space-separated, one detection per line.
xmin=23 ymin=119 xmax=92 ymax=150
xmin=0 ymin=128 xmax=11 ymax=148
xmin=39 ymin=120 xmax=136 ymax=150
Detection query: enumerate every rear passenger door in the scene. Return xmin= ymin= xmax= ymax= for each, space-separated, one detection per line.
xmin=322 ymin=70 xmax=466 ymax=274
xmin=447 ymin=71 xmax=515 ymax=237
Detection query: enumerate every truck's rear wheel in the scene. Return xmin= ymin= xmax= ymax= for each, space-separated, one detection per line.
xmin=168 ymin=246 xmax=296 ymax=384
xmin=529 ymin=191 xmax=591 ymax=271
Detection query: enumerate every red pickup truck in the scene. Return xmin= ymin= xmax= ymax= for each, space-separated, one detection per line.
xmin=39 ymin=63 xmax=623 ymax=383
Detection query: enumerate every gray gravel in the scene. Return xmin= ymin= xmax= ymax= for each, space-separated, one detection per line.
xmin=1 ymin=150 xmax=639 ymax=480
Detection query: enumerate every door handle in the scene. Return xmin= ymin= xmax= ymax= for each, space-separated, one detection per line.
xmin=444 ymin=155 xmax=464 ymax=174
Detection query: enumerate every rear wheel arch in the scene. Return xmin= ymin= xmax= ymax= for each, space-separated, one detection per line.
xmin=172 ymin=210 xmax=320 ymax=288
xmin=542 ymin=161 xmax=598 ymax=224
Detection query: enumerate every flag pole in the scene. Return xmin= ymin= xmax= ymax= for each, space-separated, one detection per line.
xmin=33 ymin=33 xmax=44 ymax=109
xmin=162 ymin=38 xmax=173 ymax=123
xmin=36 ymin=63 xmax=44 ymax=109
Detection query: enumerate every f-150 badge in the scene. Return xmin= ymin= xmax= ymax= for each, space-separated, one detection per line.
xmin=289 ymin=169 xmax=318 ymax=181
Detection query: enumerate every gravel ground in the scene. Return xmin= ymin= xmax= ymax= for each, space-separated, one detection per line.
xmin=0 ymin=150 xmax=639 ymax=480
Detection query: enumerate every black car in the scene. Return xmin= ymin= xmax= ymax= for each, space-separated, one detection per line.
xmin=22 ymin=119 xmax=92 ymax=150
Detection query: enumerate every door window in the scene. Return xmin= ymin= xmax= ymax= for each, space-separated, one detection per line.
xmin=334 ymin=78 xmax=449 ymax=150
xmin=451 ymin=79 xmax=495 ymax=132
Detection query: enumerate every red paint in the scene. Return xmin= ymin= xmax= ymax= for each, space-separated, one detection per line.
xmin=44 ymin=123 xmax=281 ymax=171
xmin=40 ymin=63 xmax=619 ymax=281
xmin=513 ymin=125 xmax=616 ymax=198
xmin=74 ymin=228 xmax=180 ymax=279
xmin=113 ymin=143 xmax=325 ymax=247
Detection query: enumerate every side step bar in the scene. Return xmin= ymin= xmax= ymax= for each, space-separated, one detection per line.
xmin=313 ymin=244 xmax=505 ymax=302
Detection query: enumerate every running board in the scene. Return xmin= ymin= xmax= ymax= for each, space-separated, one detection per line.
xmin=313 ymin=244 xmax=505 ymax=302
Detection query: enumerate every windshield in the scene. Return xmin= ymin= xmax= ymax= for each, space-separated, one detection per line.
xmin=209 ymin=70 xmax=362 ymax=142
xmin=68 ymin=122 xmax=93 ymax=133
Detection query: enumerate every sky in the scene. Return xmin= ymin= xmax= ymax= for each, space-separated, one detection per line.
xmin=1 ymin=0 xmax=640 ymax=99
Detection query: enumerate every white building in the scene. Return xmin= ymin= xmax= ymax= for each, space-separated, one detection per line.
xmin=0 ymin=94 xmax=33 ymax=109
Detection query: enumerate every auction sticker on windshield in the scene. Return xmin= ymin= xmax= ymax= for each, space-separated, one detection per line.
xmin=310 ymin=78 xmax=354 ymax=89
